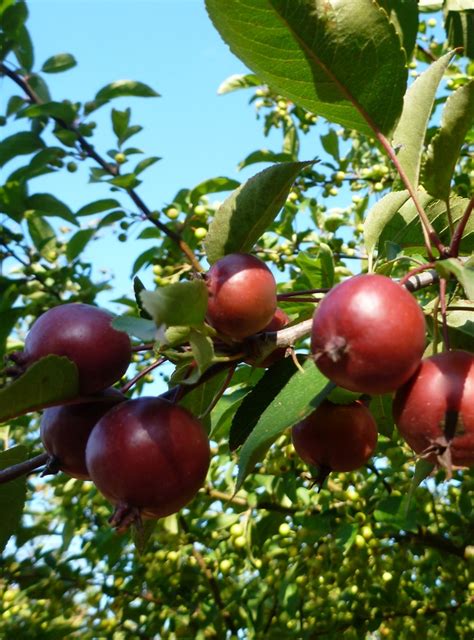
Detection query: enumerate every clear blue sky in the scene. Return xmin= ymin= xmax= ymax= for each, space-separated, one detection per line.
xmin=9 ymin=0 xmax=295 ymax=300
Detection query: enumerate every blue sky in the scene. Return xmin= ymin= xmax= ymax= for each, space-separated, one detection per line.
xmin=9 ymin=0 xmax=293 ymax=300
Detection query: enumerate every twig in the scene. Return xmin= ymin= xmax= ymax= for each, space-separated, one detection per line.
xmin=439 ymin=278 xmax=451 ymax=351
xmin=0 ymin=62 xmax=203 ymax=273
xmin=0 ymin=452 xmax=48 ymax=485
xmin=119 ymin=357 xmax=166 ymax=394
xmin=450 ymin=196 xmax=474 ymax=257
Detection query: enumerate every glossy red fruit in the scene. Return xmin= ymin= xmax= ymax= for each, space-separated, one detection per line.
xmin=85 ymin=397 xmax=210 ymax=527
xmin=246 ymin=307 xmax=290 ymax=367
xmin=291 ymin=400 xmax=378 ymax=473
xmin=393 ymin=351 xmax=474 ymax=469
xmin=40 ymin=389 xmax=124 ymax=479
xmin=206 ymin=253 xmax=277 ymax=340
xmin=23 ymin=303 xmax=132 ymax=395
xmin=311 ymin=274 xmax=426 ymax=394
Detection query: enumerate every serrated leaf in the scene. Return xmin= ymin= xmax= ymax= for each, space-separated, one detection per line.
xmin=141 ymin=280 xmax=208 ymax=327
xmin=230 ymin=356 xmax=305 ymax=451
xmin=217 ymin=73 xmax=261 ymax=94
xmin=76 ymin=198 xmax=121 ymax=217
xmin=378 ymin=194 xmax=473 ymax=254
xmin=41 ymin=52 xmax=77 ymax=73
xmin=364 ymin=190 xmax=410 ymax=254
xmin=0 ymin=131 xmax=44 ymax=168
xmin=112 ymin=315 xmax=157 ymax=341
xmin=0 ymin=355 xmax=79 ymax=422
xmin=206 ymin=0 xmax=407 ymax=137
xmin=66 ymin=229 xmax=95 ymax=261
xmin=377 ymin=0 xmax=419 ymax=61
xmin=0 ymin=445 xmax=27 ymax=553
xmin=27 ymin=193 xmax=77 ymax=225
xmin=392 ymin=51 xmax=456 ymax=190
xmin=95 ymin=80 xmax=160 ymax=102
xmin=133 ymin=276 xmax=152 ymax=319
xmin=189 ymin=176 xmax=241 ymax=206
xmin=236 ymin=358 xmax=333 ymax=490
xmin=205 ymin=161 xmax=312 ymax=264
xmin=435 ymin=257 xmax=474 ymax=300
xmin=423 ymin=80 xmax=474 ymax=200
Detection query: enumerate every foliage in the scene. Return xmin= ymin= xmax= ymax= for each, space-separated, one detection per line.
xmin=0 ymin=1 xmax=473 ymax=639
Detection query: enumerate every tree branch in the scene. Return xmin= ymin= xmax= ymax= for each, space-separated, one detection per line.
xmin=0 ymin=62 xmax=203 ymax=273
xmin=0 ymin=452 xmax=48 ymax=484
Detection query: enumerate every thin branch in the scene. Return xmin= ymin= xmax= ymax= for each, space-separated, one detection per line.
xmin=439 ymin=278 xmax=451 ymax=351
xmin=0 ymin=452 xmax=48 ymax=485
xmin=119 ymin=357 xmax=166 ymax=395
xmin=450 ymin=196 xmax=474 ymax=257
xmin=0 ymin=62 xmax=203 ymax=273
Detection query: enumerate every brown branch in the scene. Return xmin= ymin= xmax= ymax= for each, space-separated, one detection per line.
xmin=0 ymin=452 xmax=48 ymax=484
xmin=119 ymin=357 xmax=166 ymax=394
xmin=0 ymin=62 xmax=203 ymax=273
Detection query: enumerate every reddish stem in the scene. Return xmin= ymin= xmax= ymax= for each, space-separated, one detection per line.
xmin=0 ymin=452 xmax=48 ymax=485
xmin=399 ymin=262 xmax=435 ymax=287
xmin=120 ymin=357 xmax=166 ymax=394
xmin=449 ymin=196 xmax=474 ymax=257
xmin=439 ymin=278 xmax=451 ymax=351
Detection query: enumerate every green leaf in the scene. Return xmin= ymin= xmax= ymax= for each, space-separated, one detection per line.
xmin=0 ymin=131 xmax=44 ymax=168
xmin=444 ymin=303 xmax=474 ymax=351
xmin=237 ymin=150 xmax=295 ymax=170
xmin=364 ymin=190 xmax=410 ymax=254
xmin=112 ymin=315 xmax=157 ymax=341
xmin=141 ymin=280 xmax=208 ymax=328
xmin=21 ymin=101 xmax=77 ymax=124
xmin=377 ymin=0 xmax=419 ymax=61
xmin=423 ymin=80 xmax=474 ymax=200
xmin=378 ymin=194 xmax=473 ymax=254
xmin=445 ymin=3 xmax=474 ymax=59
xmin=0 ymin=308 xmax=24 ymax=359
xmin=26 ymin=213 xmax=56 ymax=255
xmin=436 ymin=257 xmax=474 ymax=301
xmin=0 ymin=180 xmax=27 ymax=223
xmin=189 ymin=176 xmax=241 ymax=206
xmin=131 ymin=247 xmax=158 ymax=276
xmin=0 ymin=445 xmax=28 ymax=554
xmin=296 ymin=245 xmax=334 ymax=289
xmin=27 ymin=73 xmax=51 ymax=102
xmin=217 ymin=72 xmax=261 ymax=94
xmin=189 ymin=329 xmax=215 ymax=375
xmin=320 ymin=129 xmax=340 ymax=162
xmin=111 ymin=107 xmax=131 ymax=144
xmin=230 ymin=356 xmax=306 ymax=451
xmin=66 ymin=229 xmax=95 ymax=261
xmin=180 ymin=371 xmax=230 ymax=432
xmin=41 ymin=52 xmax=77 ymax=73
xmin=134 ymin=156 xmax=161 ymax=176
xmin=405 ymin=458 xmax=435 ymax=516
xmin=0 ymin=355 xmax=79 ymax=422
xmin=205 ymin=0 xmax=407 ymax=136
xmin=27 ymin=193 xmax=76 ymax=225
xmin=13 ymin=24 xmax=33 ymax=71
xmin=205 ymin=161 xmax=312 ymax=264
xmin=392 ymin=51 xmax=456 ymax=190
xmin=131 ymin=519 xmax=157 ymax=555
xmin=76 ymin=198 xmax=121 ymax=217
xmin=95 ymin=80 xmax=160 ymax=102
xmin=374 ymin=495 xmax=418 ymax=532
xmin=109 ymin=173 xmax=140 ymax=190
xmin=236 ymin=358 xmax=332 ymax=490
xmin=0 ymin=0 xmax=27 ymax=34
xmin=133 ymin=276 xmax=152 ymax=319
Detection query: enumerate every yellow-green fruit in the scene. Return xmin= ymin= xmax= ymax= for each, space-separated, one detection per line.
xmin=115 ymin=152 xmax=126 ymax=164
xmin=194 ymin=227 xmax=207 ymax=240
xmin=220 ymin=559 xmax=232 ymax=573
xmin=165 ymin=207 xmax=179 ymax=220
xmin=230 ymin=523 xmax=243 ymax=537
xmin=233 ymin=535 xmax=246 ymax=549
xmin=194 ymin=205 xmax=207 ymax=216
xmin=278 ymin=522 xmax=291 ymax=537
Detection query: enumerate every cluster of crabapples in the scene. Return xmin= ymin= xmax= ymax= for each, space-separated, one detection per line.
xmin=14 ymin=252 xmax=474 ymax=529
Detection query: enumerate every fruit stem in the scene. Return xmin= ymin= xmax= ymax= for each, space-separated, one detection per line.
xmin=375 ymin=132 xmax=446 ymax=260
xmin=120 ymin=357 xmax=166 ymax=394
xmin=439 ymin=278 xmax=451 ymax=351
xmin=398 ymin=262 xmax=435 ymax=287
xmin=0 ymin=452 xmax=49 ymax=485
xmin=449 ymin=195 xmax=474 ymax=257
xmin=199 ymin=365 xmax=236 ymax=419
xmin=277 ymin=288 xmax=329 ymax=299
xmin=0 ymin=62 xmax=203 ymax=274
